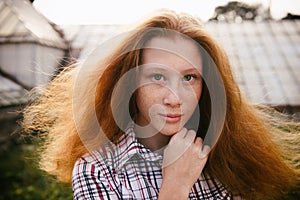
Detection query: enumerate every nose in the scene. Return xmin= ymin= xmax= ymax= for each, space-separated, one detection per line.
xmin=163 ymin=87 xmax=182 ymax=107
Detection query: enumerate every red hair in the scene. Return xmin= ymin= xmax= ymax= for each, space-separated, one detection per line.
xmin=22 ymin=9 xmax=300 ymax=199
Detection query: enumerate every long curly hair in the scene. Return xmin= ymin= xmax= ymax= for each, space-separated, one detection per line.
xmin=22 ymin=9 xmax=299 ymax=199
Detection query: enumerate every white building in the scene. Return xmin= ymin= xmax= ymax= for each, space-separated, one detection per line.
xmin=0 ymin=0 xmax=68 ymax=93
xmin=0 ymin=0 xmax=68 ymax=143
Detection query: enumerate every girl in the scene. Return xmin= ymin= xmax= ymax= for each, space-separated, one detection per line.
xmin=22 ymin=9 xmax=299 ymax=199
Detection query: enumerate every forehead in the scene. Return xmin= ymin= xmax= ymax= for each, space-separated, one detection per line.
xmin=142 ymin=36 xmax=202 ymax=68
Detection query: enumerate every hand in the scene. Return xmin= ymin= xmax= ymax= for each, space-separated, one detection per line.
xmin=159 ymin=128 xmax=210 ymax=200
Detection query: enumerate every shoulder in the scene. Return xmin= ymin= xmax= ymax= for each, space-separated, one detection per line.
xmin=72 ymin=142 xmax=118 ymax=191
xmin=72 ymin=144 xmax=122 ymax=199
xmin=73 ymin=142 xmax=116 ymax=172
xmin=72 ymin=125 xmax=142 ymax=181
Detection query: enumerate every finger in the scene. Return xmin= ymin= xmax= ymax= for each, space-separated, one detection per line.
xmin=177 ymin=127 xmax=187 ymax=138
xmin=194 ymin=137 xmax=203 ymax=154
xmin=199 ymin=145 xmax=211 ymax=159
xmin=194 ymin=137 xmax=203 ymax=146
xmin=184 ymin=130 xmax=196 ymax=145
xmin=169 ymin=127 xmax=187 ymax=145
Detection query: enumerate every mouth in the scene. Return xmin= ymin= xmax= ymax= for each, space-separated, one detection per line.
xmin=159 ymin=113 xmax=183 ymax=123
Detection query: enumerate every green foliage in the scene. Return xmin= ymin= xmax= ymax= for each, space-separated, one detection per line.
xmin=0 ymin=140 xmax=73 ymax=200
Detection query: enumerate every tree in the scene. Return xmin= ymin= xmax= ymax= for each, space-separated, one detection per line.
xmin=209 ymin=1 xmax=271 ymax=22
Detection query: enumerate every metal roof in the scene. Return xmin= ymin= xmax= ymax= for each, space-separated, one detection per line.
xmin=205 ymin=21 xmax=300 ymax=106
xmin=0 ymin=0 xmax=69 ymax=108
xmin=1 ymin=20 xmax=299 ymax=109
xmin=60 ymin=21 xmax=300 ymax=108
xmin=0 ymin=0 xmax=67 ymax=49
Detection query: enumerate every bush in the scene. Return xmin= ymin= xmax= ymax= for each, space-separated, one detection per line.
xmin=0 ymin=139 xmax=73 ymax=200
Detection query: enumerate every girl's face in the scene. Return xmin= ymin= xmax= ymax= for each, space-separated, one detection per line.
xmin=136 ymin=36 xmax=203 ymax=136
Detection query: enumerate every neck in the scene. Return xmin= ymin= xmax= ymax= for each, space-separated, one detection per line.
xmin=135 ymin=125 xmax=171 ymax=152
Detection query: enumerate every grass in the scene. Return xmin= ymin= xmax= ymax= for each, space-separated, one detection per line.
xmin=0 ymin=137 xmax=73 ymax=200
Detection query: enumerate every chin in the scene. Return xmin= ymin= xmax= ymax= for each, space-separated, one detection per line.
xmin=157 ymin=124 xmax=183 ymax=136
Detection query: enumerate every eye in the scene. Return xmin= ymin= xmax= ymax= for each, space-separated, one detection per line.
xmin=152 ymin=73 xmax=164 ymax=81
xmin=183 ymin=74 xmax=195 ymax=82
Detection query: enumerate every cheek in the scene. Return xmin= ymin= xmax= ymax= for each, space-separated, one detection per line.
xmin=136 ymin=86 xmax=159 ymax=114
xmin=181 ymin=85 xmax=202 ymax=118
xmin=184 ymin=84 xmax=202 ymax=105
xmin=195 ymin=81 xmax=203 ymax=100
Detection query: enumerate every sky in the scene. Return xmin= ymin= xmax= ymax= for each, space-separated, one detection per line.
xmin=33 ymin=0 xmax=300 ymax=25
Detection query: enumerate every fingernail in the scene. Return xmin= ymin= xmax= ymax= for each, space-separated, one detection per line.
xmin=199 ymin=145 xmax=211 ymax=159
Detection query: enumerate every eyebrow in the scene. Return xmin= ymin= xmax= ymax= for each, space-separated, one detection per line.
xmin=140 ymin=64 xmax=168 ymax=71
xmin=181 ymin=68 xmax=202 ymax=74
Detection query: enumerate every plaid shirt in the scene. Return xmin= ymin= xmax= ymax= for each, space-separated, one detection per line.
xmin=72 ymin=125 xmax=232 ymax=199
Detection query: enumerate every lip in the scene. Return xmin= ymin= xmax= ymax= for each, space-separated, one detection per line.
xmin=159 ymin=113 xmax=182 ymax=123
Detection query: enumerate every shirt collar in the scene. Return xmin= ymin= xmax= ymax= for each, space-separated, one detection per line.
xmin=113 ymin=123 xmax=163 ymax=172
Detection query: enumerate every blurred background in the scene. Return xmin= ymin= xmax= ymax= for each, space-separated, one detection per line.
xmin=0 ymin=0 xmax=299 ymax=199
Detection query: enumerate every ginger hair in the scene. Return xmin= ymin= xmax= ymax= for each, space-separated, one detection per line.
xmin=22 ymin=9 xmax=299 ymax=199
